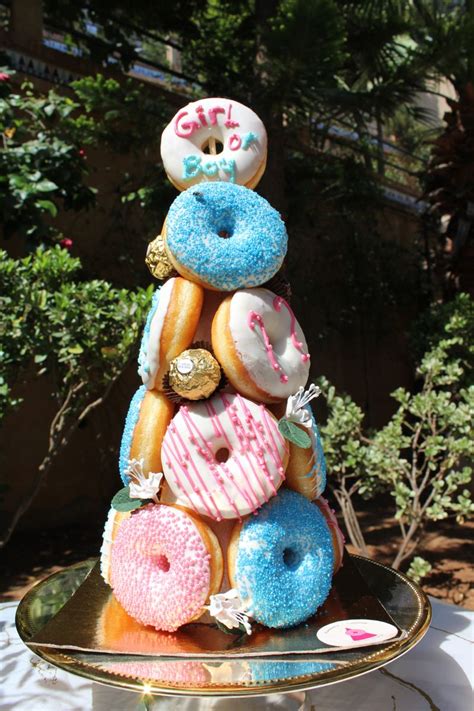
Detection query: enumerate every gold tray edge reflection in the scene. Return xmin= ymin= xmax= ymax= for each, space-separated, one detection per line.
xmin=16 ymin=556 xmax=432 ymax=698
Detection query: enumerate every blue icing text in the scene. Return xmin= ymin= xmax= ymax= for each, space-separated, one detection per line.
xmin=242 ymin=131 xmax=257 ymax=150
xmin=182 ymin=155 xmax=236 ymax=183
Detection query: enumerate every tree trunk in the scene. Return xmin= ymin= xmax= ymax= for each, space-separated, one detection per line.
xmin=251 ymin=0 xmax=288 ymax=216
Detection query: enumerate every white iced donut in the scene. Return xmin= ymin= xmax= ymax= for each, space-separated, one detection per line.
xmin=160 ymin=98 xmax=267 ymax=191
xmin=138 ymin=277 xmax=203 ymax=390
xmin=212 ymin=288 xmax=311 ymax=403
xmin=161 ymin=392 xmax=289 ymax=521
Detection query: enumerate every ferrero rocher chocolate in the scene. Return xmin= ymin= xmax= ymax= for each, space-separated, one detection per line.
xmin=145 ymin=234 xmax=174 ymax=280
xmin=168 ymin=349 xmax=221 ymax=400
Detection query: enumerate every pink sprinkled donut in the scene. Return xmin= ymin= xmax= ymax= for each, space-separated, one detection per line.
xmin=110 ymin=504 xmax=223 ymax=632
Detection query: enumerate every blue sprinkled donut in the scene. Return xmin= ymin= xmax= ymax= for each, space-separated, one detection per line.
xmin=230 ymin=488 xmax=333 ymax=629
xmin=118 ymin=385 xmax=146 ymax=484
xmin=308 ymin=406 xmax=327 ymax=498
xmin=137 ymin=287 xmax=160 ymax=380
xmin=164 ymin=182 xmax=288 ymax=291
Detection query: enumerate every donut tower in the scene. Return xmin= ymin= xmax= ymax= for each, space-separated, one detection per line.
xmin=100 ymin=98 xmax=345 ymax=634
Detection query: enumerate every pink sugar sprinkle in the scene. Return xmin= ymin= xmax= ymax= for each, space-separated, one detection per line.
xmin=110 ymin=505 xmax=211 ymax=632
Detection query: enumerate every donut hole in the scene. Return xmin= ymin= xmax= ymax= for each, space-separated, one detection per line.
xmin=202 ymin=139 xmax=224 ymax=155
xmin=154 ymin=553 xmax=171 ymax=573
xmin=215 ymin=447 xmax=230 ymax=463
xmin=216 ymin=220 xmax=234 ymax=239
xmin=283 ymin=547 xmax=302 ymax=570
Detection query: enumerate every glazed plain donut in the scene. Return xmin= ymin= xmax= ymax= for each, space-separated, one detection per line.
xmin=160 ymin=97 xmax=267 ymax=191
xmin=228 ymin=488 xmax=334 ymax=628
xmin=315 ymin=497 xmax=345 ymax=573
xmin=163 ymin=182 xmax=287 ymax=291
xmin=271 ymin=402 xmax=327 ymax=499
xmin=110 ymin=504 xmax=223 ymax=632
xmin=119 ymin=386 xmax=174 ymax=485
xmin=161 ymin=392 xmax=289 ymax=521
xmin=138 ymin=277 xmax=204 ymax=391
xmin=212 ymin=288 xmax=310 ymax=403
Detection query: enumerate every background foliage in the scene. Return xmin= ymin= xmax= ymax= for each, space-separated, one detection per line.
xmin=0 ymin=246 xmax=152 ymax=544
xmin=1 ymin=1 xmax=473 ymax=579
xmin=320 ymin=293 xmax=474 ymax=573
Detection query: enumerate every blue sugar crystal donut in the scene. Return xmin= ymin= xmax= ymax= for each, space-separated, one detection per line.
xmin=231 ymin=488 xmax=333 ymax=629
xmin=118 ymin=385 xmax=146 ymax=484
xmin=164 ymin=182 xmax=288 ymax=291
xmin=137 ymin=287 xmax=161 ymax=380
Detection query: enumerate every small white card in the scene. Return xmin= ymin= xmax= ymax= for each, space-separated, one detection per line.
xmin=317 ymin=619 xmax=399 ymax=648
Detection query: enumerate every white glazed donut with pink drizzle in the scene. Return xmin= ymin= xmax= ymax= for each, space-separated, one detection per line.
xmin=212 ymin=288 xmax=311 ymax=403
xmin=161 ymin=392 xmax=289 ymax=520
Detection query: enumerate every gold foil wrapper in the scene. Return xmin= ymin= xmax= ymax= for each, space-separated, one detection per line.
xmin=25 ymin=554 xmax=411 ymax=660
xmin=145 ymin=235 xmax=175 ymax=280
xmin=169 ymin=349 xmax=221 ymax=400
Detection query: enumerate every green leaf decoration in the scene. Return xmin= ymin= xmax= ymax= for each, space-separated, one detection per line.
xmin=278 ymin=418 xmax=312 ymax=449
xmin=111 ymin=486 xmax=147 ymax=512
xmin=215 ymin=619 xmax=248 ymax=637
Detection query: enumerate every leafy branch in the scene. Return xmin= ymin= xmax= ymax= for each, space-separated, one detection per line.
xmin=319 ymin=293 xmax=474 ymax=574
xmin=0 ymin=247 xmax=152 ymax=546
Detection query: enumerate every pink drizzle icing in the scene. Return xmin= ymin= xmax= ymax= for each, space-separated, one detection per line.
xmin=273 ymin=296 xmax=310 ymax=363
xmin=248 ymin=311 xmax=289 ymax=383
xmin=247 ymin=295 xmax=310 ymax=384
xmin=162 ymin=394 xmax=287 ymax=520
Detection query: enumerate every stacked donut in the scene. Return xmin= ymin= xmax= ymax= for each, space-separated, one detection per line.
xmin=100 ymin=98 xmax=345 ymax=634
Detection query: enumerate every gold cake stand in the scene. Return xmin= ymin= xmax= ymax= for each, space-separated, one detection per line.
xmin=16 ymin=555 xmax=431 ymax=697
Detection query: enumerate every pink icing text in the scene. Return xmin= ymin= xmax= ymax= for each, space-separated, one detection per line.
xmin=174 ymin=102 xmax=240 ymax=138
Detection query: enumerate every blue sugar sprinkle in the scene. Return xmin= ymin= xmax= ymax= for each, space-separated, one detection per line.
xmin=304 ymin=405 xmax=327 ymax=497
xmin=165 ymin=182 xmax=288 ymax=291
xmin=118 ymin=385 xmax=146 ymax=484
xmin=235 ymin=488 xmax=333 ymax=629
xmin=137 ymin=287 xmax=161 ymax=378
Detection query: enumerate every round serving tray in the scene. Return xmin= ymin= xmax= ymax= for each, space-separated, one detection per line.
xmin=16 ymin=555 xmax=431 ymax=697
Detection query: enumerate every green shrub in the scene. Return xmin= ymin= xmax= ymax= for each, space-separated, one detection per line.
xmin=319 ymin=293 xmax=474 ymax=577
xmin=0 ymin=70 xmax=95 ymax=242
xmin=0 ymin=246 xmax=152 ymax=544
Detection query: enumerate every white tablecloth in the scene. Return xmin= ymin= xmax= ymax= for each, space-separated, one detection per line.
xmin=1 ymin=598 xmax=472 ymax=710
